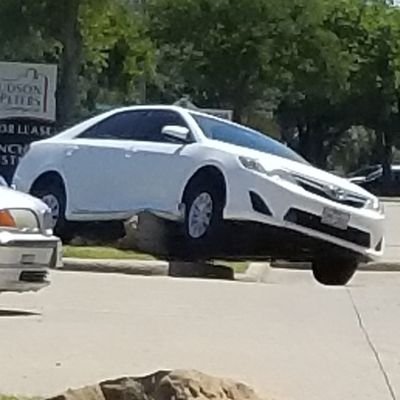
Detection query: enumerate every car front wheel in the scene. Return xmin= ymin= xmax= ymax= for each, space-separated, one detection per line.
xmin=312 ymin=257 xmax=358 ymax=286
xmin=31 ymin=180 xmax=74 ymax=241
xmin=183 ymin=177 xmax=224 ymax=256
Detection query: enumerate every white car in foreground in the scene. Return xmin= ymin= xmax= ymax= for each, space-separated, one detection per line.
xmin=0 ymin=180 xmax=61 ymax=293
xmin=13 ymin=105 xmax=384 ymax=285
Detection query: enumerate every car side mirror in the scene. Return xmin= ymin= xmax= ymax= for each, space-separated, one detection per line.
xmin=161 ymin=125 xmax=190 ymax=142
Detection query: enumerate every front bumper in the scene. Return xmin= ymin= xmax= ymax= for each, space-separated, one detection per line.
xmin=0 ymin=231 xmax=60 ymax=293
xmin=224 ymin=169 xmax=385 ymax=261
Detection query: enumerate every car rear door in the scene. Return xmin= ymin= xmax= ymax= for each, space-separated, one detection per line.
xmin=61 ymin=111 xmax=145 ymax=216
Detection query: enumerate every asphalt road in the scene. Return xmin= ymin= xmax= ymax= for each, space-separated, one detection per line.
xmin=0 ymin=269 xmax=399 ymax=400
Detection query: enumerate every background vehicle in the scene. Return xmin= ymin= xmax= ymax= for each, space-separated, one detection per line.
xmin=349 ymin=165 xmax=400 ymax=196
xmin=13 ymin=106 xmax=384 ymax=285
xmin=0 ymin=184 xmax=61 ymax=293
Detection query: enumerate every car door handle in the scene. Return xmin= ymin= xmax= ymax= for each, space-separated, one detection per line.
xmin=65 ymin=145 xmax=79 ymax=157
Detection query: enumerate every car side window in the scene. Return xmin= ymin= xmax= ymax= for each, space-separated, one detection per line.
xmin=134 ymin=110 xmax=189 ymax=143
xmin=78 ymin=111 xmax=144 ymax=139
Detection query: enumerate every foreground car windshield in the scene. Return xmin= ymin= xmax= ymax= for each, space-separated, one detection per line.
xmin=192 ymin=113 xmax=308 ymax=164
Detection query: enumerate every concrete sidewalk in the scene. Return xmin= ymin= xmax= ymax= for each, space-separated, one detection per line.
xmin=1 ymin=269 xmax=400 ymax=400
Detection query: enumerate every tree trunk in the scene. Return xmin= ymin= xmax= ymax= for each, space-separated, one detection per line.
xmin=233 ymin=105 xmax=243 ymax=124
xmin=311 ymin=128 xmax=327 ymax=169
xmin=381 ymin=130 xmax=393 ymax=195
xmin=297 ymin=123 xmax=328 ymax=168
xmin=56 ymin=0 xmax=82 ymax=128
xmin=297 ymin=123 xmax=310 ymax=160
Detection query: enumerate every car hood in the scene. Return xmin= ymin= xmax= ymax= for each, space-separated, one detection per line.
xmin=0 ymin=186 xmax=48 ymax=212
xmin=209 ymin=141 xmax=376 ymax=199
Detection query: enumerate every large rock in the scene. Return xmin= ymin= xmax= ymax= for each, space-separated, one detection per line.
xmin=47 ymin=370 xmax=267 ymax=400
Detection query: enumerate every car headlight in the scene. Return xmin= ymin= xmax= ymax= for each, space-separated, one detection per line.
xmin=239 ymin=156 xmax=267 ymax=174
xmin=365 ymin=197 xmax=383 ymax=213
xmin=239 ymin=156 xmax=297 ymax=184
xmin=0 ymin=210 xmax=16 ymax=227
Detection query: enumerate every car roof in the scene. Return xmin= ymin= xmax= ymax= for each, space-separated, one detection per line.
xmin=50 ymin=105 xmax=230 ymax=141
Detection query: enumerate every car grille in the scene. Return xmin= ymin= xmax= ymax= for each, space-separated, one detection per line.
xmin=293 ymin=175 xmax=367 ymax=209
xmin=284 ymin=208 xmax=371 ymax=248
xmin=19 ymin=270 xmax=48 ymax=283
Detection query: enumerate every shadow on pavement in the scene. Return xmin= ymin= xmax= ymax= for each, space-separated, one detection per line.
xmin=0 ymin=309 xmax=40 ymax=317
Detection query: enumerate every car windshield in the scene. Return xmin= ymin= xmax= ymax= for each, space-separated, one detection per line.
xmin=191 ymin=113 xmax=308 ymax=164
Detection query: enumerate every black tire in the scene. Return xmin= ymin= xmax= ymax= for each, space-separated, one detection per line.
xmin=312 ymin=257 xmax=358 ymax=286
xmin=31 ymin=180 xmax=75 ymax=242
xmin=182 ymin=176 xmax=224 ymax=257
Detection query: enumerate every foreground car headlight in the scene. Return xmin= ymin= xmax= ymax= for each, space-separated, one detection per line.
xmin=0 ymin=210 xmax=16 ymax=227
xmin=239 ymin=156 xmax=297 ymax=184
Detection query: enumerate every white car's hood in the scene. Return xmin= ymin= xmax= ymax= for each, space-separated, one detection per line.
xmin=0 ymin=186 xmax=48 ymax=212
xmin=209 ymin=141 xmax=376 ymax=199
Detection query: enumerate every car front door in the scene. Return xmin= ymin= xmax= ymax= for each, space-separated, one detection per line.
xmin=117 ymin=109 xmax=197 ymax=216
xmin=61 ymin=111 xmax=145 ymax=216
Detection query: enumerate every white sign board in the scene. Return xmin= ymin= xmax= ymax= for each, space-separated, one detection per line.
xmin=0 ymin=62 xmax=57 ymax=121
xmin=200 ymin=108 xmax=233 ymax=121
xmin=173 ymin=98 xmax=233 ymax=121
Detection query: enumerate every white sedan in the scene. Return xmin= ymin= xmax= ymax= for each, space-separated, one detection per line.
xmin=0 ymin=179 xmax=61 ymax=293
xmin=13 ymin=105 xmax=384 ymax=285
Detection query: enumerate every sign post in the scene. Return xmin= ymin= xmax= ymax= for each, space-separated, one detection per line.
xmin=0 ymin=61 xmax=58 ymax=183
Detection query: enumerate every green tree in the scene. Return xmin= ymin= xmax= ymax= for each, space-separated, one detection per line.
xmin=0 ymin=0 xmax=154 ymax=126
xmin=148 ymin=0 xmax=284 ymax=122
xmin=275 ymin=0 xmax=360 ymax=168
xmin=343 ymin=0 xmax=400 ymax=184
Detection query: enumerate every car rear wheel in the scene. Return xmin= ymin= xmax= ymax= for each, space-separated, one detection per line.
xmin=31 ymin=180 xmax=74 ymax=241
xmin=312 ymin=257 xmax=358 ymax=286
xmin=183 ymin=177 xmax=224 ymax=255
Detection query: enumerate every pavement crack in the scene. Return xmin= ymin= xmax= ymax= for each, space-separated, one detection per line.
xmin=347 ymin=288 xmax=397 ymax=400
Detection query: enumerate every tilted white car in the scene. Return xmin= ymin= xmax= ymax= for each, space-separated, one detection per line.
xmin=0 ymin=179 xmax=61 ymax=293
xmin=13 ymin=105 xmax=384 ymax=285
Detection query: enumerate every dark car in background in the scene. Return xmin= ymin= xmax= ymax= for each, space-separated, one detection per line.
xmin=349 ymin=164 xmax=400 ymax=196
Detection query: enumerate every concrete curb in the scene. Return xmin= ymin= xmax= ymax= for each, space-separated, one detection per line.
xmin=60 ymin=258 xmax=169 ymax=276
xmin=359 ymin=262 xmax=400 ymax=272
xmin=381 ymin=197 xmax=400 ymax=203
xmin=58 ymin=258 xmax=400 ymax=283
xmin=58 ymin=258 xmax=270 ymax=283
xmin=271 ymin=260 xmax=400 ymax=272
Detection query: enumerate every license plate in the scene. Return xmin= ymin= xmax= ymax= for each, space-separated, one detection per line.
xmin=321 ymin=207 xmax=350 ymax=230
xmin=21 ymin=254 xmax=35 ymax=265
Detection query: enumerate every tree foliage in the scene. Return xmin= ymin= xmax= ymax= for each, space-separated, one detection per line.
xmin=1 ymin=0 xmax=400 ymax=172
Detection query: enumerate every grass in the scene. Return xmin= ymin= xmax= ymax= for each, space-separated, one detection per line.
xmin=63 ymin=245 xmax=156 ymax=260
xmin=63 ymin=245 xmax=249 ymax=273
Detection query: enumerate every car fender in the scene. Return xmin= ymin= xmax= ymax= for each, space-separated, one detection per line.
xmin=13 ymin=143 xmax=72 ymax=210
xmin=177 ymin=150 xmax=238 ymax=207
